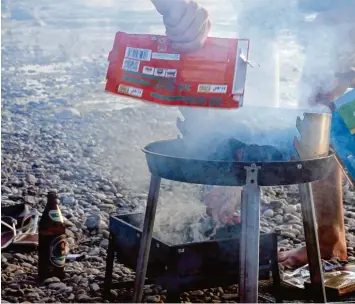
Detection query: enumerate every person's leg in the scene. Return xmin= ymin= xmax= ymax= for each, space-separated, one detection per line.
xmin=279 ymin=158 xmax=348 ymax=267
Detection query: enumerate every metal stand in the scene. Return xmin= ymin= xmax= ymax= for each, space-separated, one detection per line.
xmin=239 ymin=164 xmax=261 ymax=303
xmin=127 ymin=166 xmax=326 ymax=303
xmin=299 ymin=183 xmax=327 ymax=303
xmin=238 ymin=165 xmax=326 ymax=303
xmin=132 ymin=175 xmax=161 ymax=303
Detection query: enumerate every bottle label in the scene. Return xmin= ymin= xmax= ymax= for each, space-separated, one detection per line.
xmin=49 ymin=210 xmax=64 ymax=223
xmin=50 ymin=235 xmax=69 ymax=267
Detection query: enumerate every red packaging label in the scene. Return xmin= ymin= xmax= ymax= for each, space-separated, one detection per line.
xmin=105 ymin=32 xmax=250 ymax=109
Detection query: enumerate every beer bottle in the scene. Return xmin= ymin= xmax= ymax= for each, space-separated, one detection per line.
xmin=38 ymin=191 xmax=68 ymax=281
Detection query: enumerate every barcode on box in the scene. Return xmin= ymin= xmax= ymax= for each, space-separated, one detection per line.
xmin=118 ymin=84 xmax=143 ymax=97
xmin=125 ymin=47 xmax=151 ymax=61
xmin=122 ymin=59 xmax=140 ymax=72
xmin=198 ymin=84 xmax=228 ymax=93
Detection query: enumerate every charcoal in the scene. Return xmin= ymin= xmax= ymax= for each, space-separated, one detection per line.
xmin=210 ymin=138 xmax=286 ymax=162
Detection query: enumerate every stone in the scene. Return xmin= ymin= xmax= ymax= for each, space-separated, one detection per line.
xmin=26 ymin=292 xmax=40 ymax=299
xmin=222 ymin=294 xmax=238 ymax=300
xmin=5 ymin=264 xmax=21 ymax=272
xmin=262 ymin=209 xmax=274 ymax=218
xmin=260 ymin=198 xmax=270 ymax=205
xmin=262 ymin=227 xmax=273 ymax=234
xmin=90 ymin=283 xmax=100 ymax=292
xmin=144 ymin=288 xmax=154 ymax=295
xmin=190 ymin=290 xmax=204 ymax=296
xmin=6 ymin=289 xmax=24 ymax=297
xmin=61 ymin=196 xmax=75 ymax=205
xmin=274 ymin=214 xmax=284 ymax=225
xmin=281 ymin=231 xmax=296 ymax=239
xmin=274 ymin=208 xmax=284 ymax=215
xmin=295 ymin=204 xmax=301 ymax=212
xmin=26 ymin=174 xmax=37 ymax=185
xmin=284 ymin=205 xmax=297 ymax=214
xmin=346 ymin=233 xmax=355 ymax=247
xmin=270 ymin=199 xmax=286 ymax=209
xmin=145 ymin=295 xmax=160 ymax=303
xmin=110 ymin=290 xmax=118 ymax=299
xmin=96 ymin=193 xmax=107 ymax=200
xmin=21 ymin=262 xmax=33 ymax=268
xmin=101 ymin=185 xmax=111 ymax=192
xmin=284 ymin=213 xmax=300 ymax=222
xmin=291 ymin=229 xmax=301 ymax=237
xmin=85 ymin=214 xmax=102 ymax=231
xmin=76 ymin=294 xmax=91 ymax=303
xmin=14 ymin=253 xmax=30 ymax=261
xmin=65 ymin=229 xmax=75 ymax=239
xmin=48 ymin=282 xmax=67 ymax=290
xmin=102 ymin=230 xmax=110 ymax=239
xmin=99 ymin=204 xmax=115 ymax=212
xmin=87 ymin=268 xmax=100 ymax=275
xmin=99 ymin=239 xmax=109 ymax=249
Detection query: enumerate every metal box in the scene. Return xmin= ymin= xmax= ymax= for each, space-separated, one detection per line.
xmin=105 ymin=212 xmax=279 ymax=296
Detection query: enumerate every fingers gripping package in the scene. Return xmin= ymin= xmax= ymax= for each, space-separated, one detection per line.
xmin=105 ymin=32 xmax=250 ymax=109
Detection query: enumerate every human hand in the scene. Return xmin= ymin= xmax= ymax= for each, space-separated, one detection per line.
xmin=151 ymin=0 xmax=211 ymax=52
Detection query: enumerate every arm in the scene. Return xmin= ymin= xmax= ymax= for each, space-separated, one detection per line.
xmin=151 ymin=0 xmax=211 ymax=52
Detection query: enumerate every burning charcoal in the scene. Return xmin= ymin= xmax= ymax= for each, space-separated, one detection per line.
xmin=210 ymin=138 xmax=246 ymax=161
xmin=209 ymin=137 xmax=285 ymax=162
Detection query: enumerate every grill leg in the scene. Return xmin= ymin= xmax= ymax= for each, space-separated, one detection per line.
xmin=239 ymin=164 xmax=261 ymax=303
xmin=271 ymin=233 xmax=282 ymax=303
xmin=132 ymin=175 xmax=161 ymax=303
xmin=298 ymin=182 xmax=327 ymax=303
xmin=104 ymin=232 xmax=115 ymax=301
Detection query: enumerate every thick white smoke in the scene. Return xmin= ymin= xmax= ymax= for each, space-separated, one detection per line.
xmin=147 ymin=0 xmax=355 ymax=244
xmin=229 ymin=0 xmax=355 ymax=109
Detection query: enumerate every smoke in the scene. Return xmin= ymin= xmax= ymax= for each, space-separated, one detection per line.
xmin=229 ymin=0 xmax=355 ymax=108
xmin=151 ymin=0 xmax=355 ymax=244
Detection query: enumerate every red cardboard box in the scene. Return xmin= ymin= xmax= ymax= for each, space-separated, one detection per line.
xmin=106 ymin=31 xmax=250 ymax=109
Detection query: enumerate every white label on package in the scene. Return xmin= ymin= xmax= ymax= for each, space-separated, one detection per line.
xmin=197 ymin=84 xmax=228 ymax=93
xmin=142 ymin=66 xmax=155 ymax=75
xmin=153 ymin=68 xmax=166 ymax=77
xmin=118 ymin=84 xmax=143 ymax=97
xmin=125 ymin=47 xmax=152 ymax=61
xmin=165 ymin=69 xmax=177 ymax=78
xmin=152 ymin=52 xmax=180 ymax=61
xmin=122 ymin=59 xmax=140 ymax=72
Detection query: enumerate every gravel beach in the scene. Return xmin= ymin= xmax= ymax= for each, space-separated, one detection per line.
xmin=2 ymin=0 xmax=355 ymax=302
xmin=2 ymin=99 xmax=355 ymax=303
